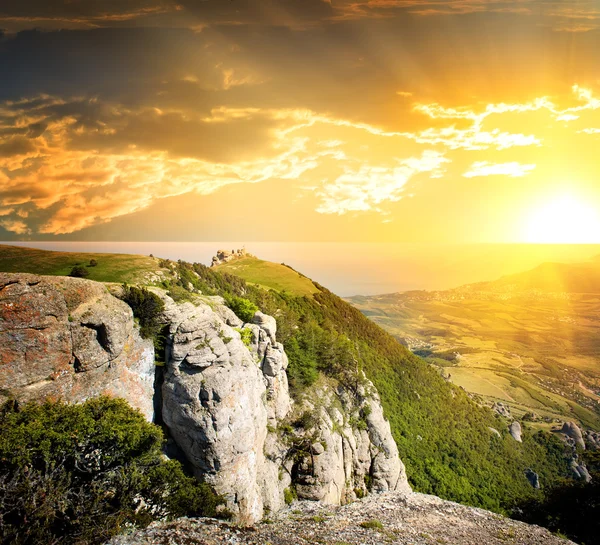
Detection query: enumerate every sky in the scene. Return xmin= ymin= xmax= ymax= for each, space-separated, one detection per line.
xmin=1 ymin=1 xmax=600 ymax=243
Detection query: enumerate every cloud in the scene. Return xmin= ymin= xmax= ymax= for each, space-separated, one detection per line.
xmin=463 ymin=161 xmax=536 ymax=178
xmin=0 ymin=83 xmax=599 ymax=234
xmin=315 ymin=150 xmax=449 ymax=214
xmin=0 ymin=218 xmax=30 ymax=235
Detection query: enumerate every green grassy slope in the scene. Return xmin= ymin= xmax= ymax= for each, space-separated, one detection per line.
xmin=214 ymin=256 xmax=319 ymax=297
xmin=0 ymin=244 xmax=163 ymax=284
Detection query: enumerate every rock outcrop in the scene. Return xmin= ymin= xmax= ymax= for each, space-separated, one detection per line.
xmin=0 ymin=273 xmax=154 ymax=419
xmin=157 ymin=292 xmax=409 ymax=524
xmin=492 ymin=401 xmax=511 ymax=418
xmin=525 ymin=468 xmax=540 ymax=489
xmin=509 ymin=421 xmax=522 ymax=442
xmin=211 ymin=248 xmax=251 ymax=267
xmin=291 ymin=383 xmax=410 ymax=505
xmin=560 ymin=421 xmax=586 ymax=450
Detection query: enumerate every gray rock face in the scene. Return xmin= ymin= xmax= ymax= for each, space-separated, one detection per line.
xmin=252 ymin=311 xmax=277 ymax=342
xmin=509 ymin=421 xmax=522 ymax=442
xmin=584 ymin=430 xmax=600 ymax=450
xmin=561 ymin=422 xmax=586 ymax=450
xmin=0 ymin=273 xmax=155 ymax=420
xmin=293 ymin=382 xmax=410 ymax=505
xmin=158 ymin=294 xmax=409 ymax=524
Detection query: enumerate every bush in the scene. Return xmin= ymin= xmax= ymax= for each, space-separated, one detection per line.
xmin=89 ymin=259 xmax=98 ymax=267
xmin=0 ymin=397 xmax=223 ymax=545
xmin=69 ymin=265 xmax=89 ymax=278
xmin=283 ymin=486 xmax=297 ymax=505
xmin=225 ymin=295 xmax=258 ymax=323
xmin=121 ymin=285 xmax=165 ymax=339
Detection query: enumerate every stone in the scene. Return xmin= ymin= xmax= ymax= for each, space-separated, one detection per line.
xmin=561 ymin=422 xmax=586 ymax=450
xmin=509 ymin=421 xmax=522 ymax=442
xmin=252 ymin=311 xmax=277 ymax=342
xmin=488 ymin=427 xmax=501 ymax=438
xmin=525 ymin=469 xmax=540 ymax=489
xmin=0 ymin=273 xmax=155 ymax=420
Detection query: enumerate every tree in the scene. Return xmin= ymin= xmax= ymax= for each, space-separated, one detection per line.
xmin=69 ymin=265 xmax=89 ymax=278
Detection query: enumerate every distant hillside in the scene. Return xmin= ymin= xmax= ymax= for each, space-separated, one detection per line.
xmin=0 ymin=244 xmax=164 ymax=284
xmin=214 ymin=256 xmax=319 ymax=297
xmin=347 ymin=258 xmax=600 ymax=431
xmin=463 ymin=259 xmax=600 ymax=295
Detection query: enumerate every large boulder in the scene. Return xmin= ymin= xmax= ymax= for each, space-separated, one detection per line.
xmin=561 ymin=422 xmax=586 ymax=450
xmin=0 ymin=273 xmax=155 ymax=420
xmin=509 ymin=421 xmax=522 ymax=442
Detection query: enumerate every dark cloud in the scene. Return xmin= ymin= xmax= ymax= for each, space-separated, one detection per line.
xmin=0 ymin=136 xmax=36 ymax=157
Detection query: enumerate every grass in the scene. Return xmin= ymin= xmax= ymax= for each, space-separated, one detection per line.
xmin=360 ymin=519 xmax=384 ymax=530
xmin=0 ymin=244 xmax=165 ymax=285
xmin=215 ymin=256 xmax=319 ymax=297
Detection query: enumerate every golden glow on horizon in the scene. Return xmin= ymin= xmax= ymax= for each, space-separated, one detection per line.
xmin=524 ymin=194 xmax=600 ymax=244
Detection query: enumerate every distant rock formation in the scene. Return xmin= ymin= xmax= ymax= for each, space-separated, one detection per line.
xmin=525 ymin=469 xmax=540 ymax=489
xmin=570 ymin=459 xmax=592 ymax=482
xmin=211 ymin=248 xmax=252 ymax=267
xmin=492 ymin=401 xmax=511 ymax=418
xmin=0 ymin=273 xmax=154 ymax=419
xmin=509 ymin=421 xmax=522 ymax=442
xmin=560 ymin=422 xmax=586 ymax=450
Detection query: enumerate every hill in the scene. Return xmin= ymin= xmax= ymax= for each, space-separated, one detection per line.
xmin=0 ymin=244 xmax=164 ymax=284
xmin=466 ymin=258 xmax=600 ymax=295
xmin=347 ymin=258 xmax=600 ymax=431
xmin=0 ymin=245 xmax=577 ymax=517
xmin=213 ymin=256 xmax=319 ymax=297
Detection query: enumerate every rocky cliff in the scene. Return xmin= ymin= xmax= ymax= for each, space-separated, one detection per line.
xmin=0 ymin=273 xmax=409 ymax=525
xmin=156 ymin=290 xmax=409 ymax=523
xmin=0 ymin=273 xmax=154 ymax=419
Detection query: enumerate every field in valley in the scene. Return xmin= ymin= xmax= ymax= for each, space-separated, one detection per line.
xmin=348 ymin=261 xmax=600 ymax=430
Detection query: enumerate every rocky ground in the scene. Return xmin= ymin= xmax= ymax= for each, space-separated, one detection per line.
xmin=108 ymin=492 xmax=573 ymax=545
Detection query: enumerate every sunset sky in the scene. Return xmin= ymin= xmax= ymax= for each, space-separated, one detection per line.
xmin=1 ymin=1 xmax=600 ymax=243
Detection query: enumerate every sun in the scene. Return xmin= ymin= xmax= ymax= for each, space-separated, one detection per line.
xmin=523 ymin=194 xmax=600 ymax=243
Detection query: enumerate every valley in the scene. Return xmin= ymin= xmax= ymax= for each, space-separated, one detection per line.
xmin=347 ymin=259 xmax=600 ymax=431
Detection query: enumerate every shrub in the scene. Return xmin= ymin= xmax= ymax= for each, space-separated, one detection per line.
xmin=69 ymin=265 xmax=89 ymax=278
xmin=235 ymin=327 xmax=253 ymax=347
xmin=225 ymin=295 xmax=258 ymax=323
xmin=0 ymin=397 xmax=223 ymax=545
xmin=89 ymin=259 xmax=98 ymax=267
xmin=284 ymin=486 xmax=297 ymax=505
xmin=121 ymin=285 xmax=165 ymax=340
